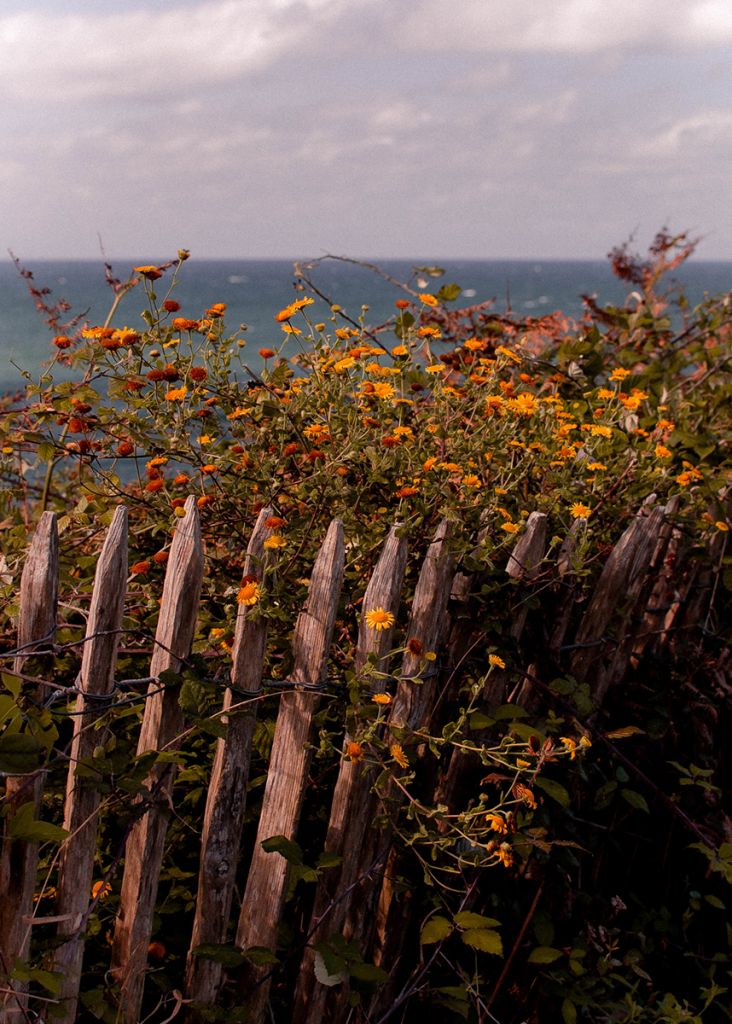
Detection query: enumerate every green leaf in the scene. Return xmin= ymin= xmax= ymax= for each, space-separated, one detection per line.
xmin=261 ymin=834 xmax=303 ymax=865
xmin=179 ymin=678 xmax=210 ymax=717
xmin=314 ymin=950 xmax=347 ymax=987
xmin=468 ymin=712 xmax=494 ymax=730
xmin=349 ymin=962 xmax=389 ymax=983
xmin=704 ymin=894 xmax=725 ymax=910
xmin=420 ymin=915 xmax=453 ymax=945
xmin=10 ymin=963 xmax=63 ymax=995
xmin=0 ymin=733 xmax=42 ymax=774
xmin=191 ymin=943 xmax=247 ymax=968
xmin=528 ymin=946 xmax=563 ymax=964
xmin=492 ymin=704 xmax=529 ymax=721
xmin=1 ymin=672 xmax=21 ymax=699
xmin=36 ymin=441 xmax=56 ymax=463
xmin=243 ymin=946 xmax=278 ymax=966
xmin=317 ymin=851 xmax=342 ymax=870
xmin=562 ymin=997 xmax=577 ymax=1024
xmin=460 ymin=929 xmax=503 ymax=955
xmin=535 ymin=777 xmax=570 ymax=808
xmin=7 ymin=802 xmax=68 ymax=843
xmin=453 ymin=911 xmax=501 ymax=929
xmin=620 ymin=788 xmax=650 ymax=813
xmin=436 ymin=283 xmax=462 ymax=303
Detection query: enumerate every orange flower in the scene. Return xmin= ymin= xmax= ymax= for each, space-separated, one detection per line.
xmin=134 ymin=265 xmax=163 ymax=280
xmin=395 ymin=298 xmax=410 ymax=309
xmin=418 ymin=293 xmax=439 ymax=307
xmin=569 ymin=502 xmax=591 ymax=519
xmin=91 ymin=880 xmax=112 ymax=900
xmin=264 ymin=515 xmax=285 ymax=528
xmin=165 ymin=387 xmax=187 ymax=402
xmin=506 ymin=393 xmax=538 ymax=416
xmin=200 ymin=464 xmax=218 ymax=474
xmin=189 ymin=367 xmax=208 ymax=383
xmin=609 ymin=367 xmax=631 ymax=381
xmin=152 ymin=550 xmax=169 ymax=565
xmin=365 ymin=608 xmax=395 ymax=631
xmin=172 ymin=317 xmax=199 ymax=331
xmin=514 ymin=783 xmax=537 ymax=809
xmin=162 ymin=299 xmax=180 ymax=312
xmin=346 ymin=741 xmax=365 ymax=763
xmin=259 ymin=348 xmax=276 ymax=359
xmin=263 ymin=534 xmax=287 ymax=550
xmin=131 ymin=561 xmax=151 ymax=575
xmin=497 ymin=843 xmax=514 ymax=868
xmin=116 ymin=441 xmax=134 ymax=457
xmin=275 ymin=297 xmax=315 ymax=322
xmin=53 ymin=335 xmax=72 ymax=349
xmin=372 ymin=692 xmax=392 ymax=706
xmin=237 ymin=578 xmax=261 ymax=606
xmin=390 ymin=743 xmax=409 ymax=769
xmin=145 ymin=478 xmax=165 ymax=493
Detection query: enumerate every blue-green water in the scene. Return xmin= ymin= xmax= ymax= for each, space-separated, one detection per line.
xmin=1 ymin=258 xmax=730 ymax=391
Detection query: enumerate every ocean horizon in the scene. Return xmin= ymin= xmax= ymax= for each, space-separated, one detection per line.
xmin=2 ymin=257 xmax=730 ymax=391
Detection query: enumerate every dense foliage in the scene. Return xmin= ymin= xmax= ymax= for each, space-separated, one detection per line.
xmin=0 ymin=232 xmax=730 ymax=1023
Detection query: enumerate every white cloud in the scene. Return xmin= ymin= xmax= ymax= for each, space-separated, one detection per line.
xmin=0 ymin=0 xmax=351 ymax=101
xmin=398 ymin=0 xmax=732 ymax=53
xmin=635 ymin=109 xmax=732 ymax=157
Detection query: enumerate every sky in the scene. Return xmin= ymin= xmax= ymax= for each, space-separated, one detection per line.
xmin=1 ymin=0 xmax=731 ymax=260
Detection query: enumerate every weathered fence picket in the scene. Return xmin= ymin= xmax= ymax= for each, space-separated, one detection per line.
xmin=54 ymin=506 xmax=129 ymax=1024
xmin=111 ymin=496 xmax=204 ymax=1024
xmin=303 ymin=521 xmax=455 ymax=1024
xmin=185 ymin=506 xmax=274 ymax=1009
xmin=293 ymin=524 xmax=408 ymax=1023
xmin=0 ymin=512 xmax=58 ymax=1023
xmin=235 ymin=518 xmax=345 ymax=1024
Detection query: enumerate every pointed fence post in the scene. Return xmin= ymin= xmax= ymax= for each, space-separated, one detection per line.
xmin=570 ymin=499 xmax=665 ymax=702
xmin=235 ymin=519 xmax=345 ymax=1024
xmin=111 ymin=496 xmax=204 ymax=1024
xmin=53 ymin=506 xmax=128 ymax=1024
xmin=293 ymin=525 xmax=408 ymax=1024
xmin=184 ymin=507 xmax=274 ymax=1010
xmin=367 ymin=522 xmax=454 ymax=972
xmin=304 ymin=522 xmax=453 ymax=1024
xmin=0 ymin=512 xmax=58 ymax=1023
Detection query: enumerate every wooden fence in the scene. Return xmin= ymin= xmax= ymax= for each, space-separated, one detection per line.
xmin=0 ymin=493 xmax=726 ymax=1023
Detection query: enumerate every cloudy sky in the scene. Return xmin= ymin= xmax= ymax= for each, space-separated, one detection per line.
xmin=1 ymin=0 xmax=731 ymax=259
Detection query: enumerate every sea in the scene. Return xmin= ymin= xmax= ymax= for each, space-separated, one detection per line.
xmin=1 ymin=258 xmax=730 ymax=393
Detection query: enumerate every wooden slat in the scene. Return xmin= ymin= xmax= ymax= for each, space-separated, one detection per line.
xmin=0 ymin=512 xmax=58 ymax=1024
xmin=632 ymin=495 xmax=682 ymax=659
xmin=389 ymin=519 xmax=454 ymax=732
xmin=235 ymin=519 xmax=345 ymax=1024
xmin=293 ymin=525 xmax=408 ymax=1024
xmin=111 ymin=496 xmax=204 ymax=1024
xmin=367 ymin=522 xmax=454 ymax=982
xmin=571 ymin=500 xmax=664 ymax=701
xmin=53 ymin=506 xmax=128 ymax=1024
xmin=305 ymin=523 xmax=453 ymax=1024
xmin=184 ymin=507 xmax=274 ymax=1009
